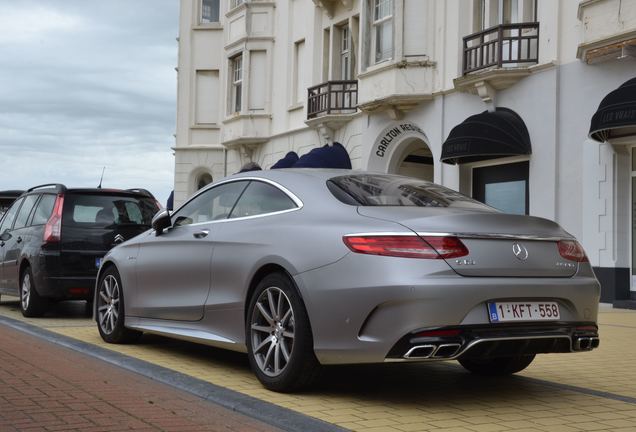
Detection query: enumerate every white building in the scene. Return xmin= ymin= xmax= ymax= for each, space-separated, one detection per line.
xmin=174 ymin=0 xmax=636 ymax=306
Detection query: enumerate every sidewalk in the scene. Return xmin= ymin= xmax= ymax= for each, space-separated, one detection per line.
xmin=0 ymin=325 xmax=279 ymax=432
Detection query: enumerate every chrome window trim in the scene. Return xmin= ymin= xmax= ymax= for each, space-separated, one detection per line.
xmin=343 ymin=232 xmax=573 ymax=241
xmin=170 ymin=177 xmax=303 ymax=228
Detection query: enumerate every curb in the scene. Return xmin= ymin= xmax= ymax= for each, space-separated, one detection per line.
xmin=0 ymin=315 xmax=348 ymax=432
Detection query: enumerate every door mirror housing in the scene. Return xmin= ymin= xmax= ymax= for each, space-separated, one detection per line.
xmin=151 ymin=210 xmax=172 ymax=235
xmin=0 ymin=230 xmax=11 ymax=242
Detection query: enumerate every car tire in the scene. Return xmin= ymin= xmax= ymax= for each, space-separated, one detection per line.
xmin=96 ymin=267 xmax=141 ymax=344
xmin=246 ymin=272 xmax=319 ymax=392
xmin=458 ymin=354 xmax=536 ymax=376
xmin=20 ymin=267 xmax=47 ymax=317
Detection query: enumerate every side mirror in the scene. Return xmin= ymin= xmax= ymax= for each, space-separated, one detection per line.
xmin=151 ymin=210 xmax=172 ymax=235
xmin=0 ymin=231 xmax=11 ymax=242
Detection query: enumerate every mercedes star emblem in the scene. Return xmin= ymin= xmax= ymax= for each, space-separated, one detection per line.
xmin=512 ymin=242 xmax=529 ymax=261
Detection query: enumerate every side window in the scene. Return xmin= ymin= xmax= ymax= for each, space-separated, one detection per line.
xmin=229 ymin=181 xmax=297 ymax=219
xmin=0 ymin=198 xmax=23 ymax=233
xmin=13 ymin=195 xmax=39 ymax=229
xmin=173 ymin=181 xmax=248 ymax=227
xmin=31 ymin=195 xmax=56 ymax=226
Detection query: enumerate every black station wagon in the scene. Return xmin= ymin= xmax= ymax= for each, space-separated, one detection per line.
xmin=0 ymin=184 xmax=159 ymax=317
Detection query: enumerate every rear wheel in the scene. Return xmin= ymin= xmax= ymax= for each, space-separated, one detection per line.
xmin=20 ymin=267 xmax=47 ymax=317
xmin=246 ymin=273 xmax=319 ymax=392
xmin=458 ymin=354 xmax=535 ymax=376
xmin=96 ymin=267 xmax=141 ymax=344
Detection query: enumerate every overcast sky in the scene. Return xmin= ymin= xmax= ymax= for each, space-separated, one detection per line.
xmin=0 ymin=0 xmax=178 ymax=204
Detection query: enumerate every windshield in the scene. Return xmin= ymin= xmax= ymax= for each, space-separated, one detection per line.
xmin=62 ymin=194 xmax=159 ymax=228
xmin=328 ymin=174 xmax=493 ymax=210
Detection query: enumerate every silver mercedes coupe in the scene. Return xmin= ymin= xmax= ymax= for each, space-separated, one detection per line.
xmin=94 ymin=169 xmax=600 ymax=392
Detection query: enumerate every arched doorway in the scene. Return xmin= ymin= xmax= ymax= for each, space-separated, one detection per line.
xmin=196 ymin=172 xmax=213 ymax=190
xmin=366 ymin=122 xmax=434 ymax=181
xmin=388 ymin=137 xmax=434 ymax=181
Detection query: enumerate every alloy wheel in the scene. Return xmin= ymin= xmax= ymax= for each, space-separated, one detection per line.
xmin=250 ymin=287 xmax=295 ymax=377
xmin=97 ymin=274 xmax=120 ymax=335
xmin=21 ymin=273 xmax=31 ymax=311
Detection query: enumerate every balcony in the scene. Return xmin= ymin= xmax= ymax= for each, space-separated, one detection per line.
xmin=463 ymin=22 xmax=539 ymax=74
xmin=454 ymin=22 xmax=541 ymax=102
xmin=307 ymin=80 xmax=358 ymax=119
xmin=577 ymin=0 xmax=636 ymax=64
xmin=305 ymin=80 xmax=358 ymax=143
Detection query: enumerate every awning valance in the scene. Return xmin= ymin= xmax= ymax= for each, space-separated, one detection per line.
xmin=441 ymin=107 xmax=531 ymax=165
xmin=589 ymin=77 xmax=636 ymax=142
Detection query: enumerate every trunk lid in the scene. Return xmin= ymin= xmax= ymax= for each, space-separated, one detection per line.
xmin=357 ymin=207 xmax=577 ymax=277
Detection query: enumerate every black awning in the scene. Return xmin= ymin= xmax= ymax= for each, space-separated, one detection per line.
xmin=441 ymin=107 xmax=531 ymax=165
xmin=589 ymin=77 xmax=636 ymax=142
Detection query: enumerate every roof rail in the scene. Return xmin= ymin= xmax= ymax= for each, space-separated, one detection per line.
xmin=126 ymin=188 xmax=154 ymax=198
xmin=27 ymin=184 xmax=67 ymax=193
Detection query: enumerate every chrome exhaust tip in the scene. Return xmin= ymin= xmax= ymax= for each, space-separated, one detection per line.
xmin=404 ymin=344 xmax=436 ymax=359
xmin=432 ymin=343 xmax=462 ymax=358
xmin=590 ymin=337 xmax=600 ymax=349
xmin=574 ymin=336 xmax=596 ymax=351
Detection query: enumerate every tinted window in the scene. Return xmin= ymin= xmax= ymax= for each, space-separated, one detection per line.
xmin=173 ymin=181 xmax=248 ymax=227
xmin=13 ymin=195 xmax=39 ymax=229
xmin=0 ymin=198 xmax=23 ymax=233
xmin=328 ymin=174 xmax=493 ymax=210
xmin=229 ymin=181 xmax=296 ymax=219
xmin=31 ymin=195 xmax=56 ymax=225
xmin=62 ymin=194 xmax=159 ymax=228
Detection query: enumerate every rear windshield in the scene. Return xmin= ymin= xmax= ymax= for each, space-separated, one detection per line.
xmin=328 ymin=174 xmax=493 ymax=210
xmin=62 ymin=194 xmax=158 ymax=228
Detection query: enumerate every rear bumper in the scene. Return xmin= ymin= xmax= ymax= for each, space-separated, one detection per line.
xmin=33 ymin=251 xmax=97 ymax=300
xmin=37 ymin=276 xmax=94 ymax=300
xmin=294 ymin=253 xmax=601 ymax=365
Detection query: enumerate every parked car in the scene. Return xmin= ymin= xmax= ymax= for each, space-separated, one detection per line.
xmin=94 ymin=170 xmax=600 ymax=392
xmin=0 ymin=190 xmax=24 ymax=218
xmin=0 ymin=184 xmax=160 ymax=317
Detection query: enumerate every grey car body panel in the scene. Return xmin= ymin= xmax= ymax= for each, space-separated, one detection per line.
xmin=96 ymin=169 xmax=600 ymax=365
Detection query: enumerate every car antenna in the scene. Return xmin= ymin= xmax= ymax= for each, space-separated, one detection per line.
xmin=97 ymin=166 xmax=105 ymax=189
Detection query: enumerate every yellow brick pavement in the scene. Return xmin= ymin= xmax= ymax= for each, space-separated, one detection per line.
xmin=1 ymin=297 xmax=635 ymax=432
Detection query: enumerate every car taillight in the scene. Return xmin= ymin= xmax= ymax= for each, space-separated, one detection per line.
xmin=343 ymin=235 xmax=468 ymax=259
xmin=557 ymin=240 xmax=588 ymax=262
xmin=43 ymin=194 xmax=64 ymax=243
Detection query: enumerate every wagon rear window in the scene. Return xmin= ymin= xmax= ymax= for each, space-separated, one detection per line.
xmin=328 ymin=174 xmax=492 ymax=209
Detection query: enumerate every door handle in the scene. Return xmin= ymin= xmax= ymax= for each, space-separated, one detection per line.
xmin=193 ymin=230 xmax=209 ymax=239
xmin=16 ymin=237 xmax=22 ymax=244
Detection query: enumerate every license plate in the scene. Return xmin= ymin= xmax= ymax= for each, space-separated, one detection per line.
xmin=95 ymin=258 xmax=103 ymax=269
xmin=487 ymin=301 xmax=560 ymax=322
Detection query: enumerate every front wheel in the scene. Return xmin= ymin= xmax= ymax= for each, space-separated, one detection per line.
xmin=96 ymin=267 xmax=141 ymax=344
xmin=458 ymin=354 xmax=535 ymax=376
xmin=246 ymin=273 xmax=319 ymax=392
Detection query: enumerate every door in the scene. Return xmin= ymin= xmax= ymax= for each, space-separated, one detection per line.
xmin=132 ymin=180 xmax=249 ymax=321
xmin=0 ymin=198 xmax=23 ymax=292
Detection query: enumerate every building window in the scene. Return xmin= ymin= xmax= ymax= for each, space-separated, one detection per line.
xmin=474 ymin=0 xmax=536 ymax=30
xmin=293 ymin=40 xmax=306 ymax=104
xmin=230 ymin=54 xmax=243 ymax=114
xmin=341 ymin=26 xmax=352 ymax=79
xmin=472 ymin=161 xmax=529 ymax=215
xmin=200 ymin=0 xmax=220 ymax=23
xmin=371 ymin=0 xmax=393 ymax=63
xmin=231 ymin=0 xmax=245 ymax=9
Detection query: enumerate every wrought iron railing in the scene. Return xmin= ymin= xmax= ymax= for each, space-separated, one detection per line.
xmin=307 ymin=80 xmax=358 ymax=119
xmin=462 ymin=22 xmax=539 ymax=75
